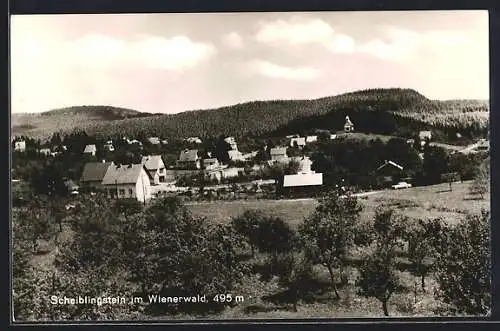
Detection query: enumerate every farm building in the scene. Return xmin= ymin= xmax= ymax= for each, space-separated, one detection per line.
xmin=270 ymin=147 xmax=289 ymax=164
xmin=14 ymin=140 xmax=26 ymax=152
xmin=282 ymin=173 xmax=323 ymax=197
xmin=282 ymin=156 xmax=323 ymax=197
xmin=344 ymin=116 xmax=354 ymax=132
xmin=101 ymin=164 xmax=153 ymax=203
xmin=83 ymin=144 xmax=97 ymax=156
xmin=141 ymin=155 xmax=167 ymax=184
xmin=290 ymin=137 xmax=306 ymax=148
xmin=177 ymin=149 xmax=201 ymax=169
xmin=80 ymin=161 xmax=115 ymax=189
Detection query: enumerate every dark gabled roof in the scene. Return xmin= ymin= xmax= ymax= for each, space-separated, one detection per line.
xmin=102 ymin=164 xmax=152 ymax=185
xmin=81 ymin=162 xmax=114 ymax=183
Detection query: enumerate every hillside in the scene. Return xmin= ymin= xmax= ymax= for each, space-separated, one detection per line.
xmin=11 ymin=106 xmax=157 ymax=139
xmin=11 ymin=88 xmax=489 ymax=142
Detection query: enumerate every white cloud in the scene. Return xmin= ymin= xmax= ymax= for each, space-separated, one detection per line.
xmin=255 ymin=17 xmax=355 ymax=54
xmin=62 ymin=34 xmax=216 ymax=71
xmin=222 ymin=32 xmax=244 ymax=49
xmin=256 ymin=17 xmax=334 ymax=45
xmin=358 ymin=27 xmax=468 ymax=60
xmin=248 ymin=60 xmax=320 ymax=81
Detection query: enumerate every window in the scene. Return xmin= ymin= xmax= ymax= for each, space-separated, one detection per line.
xmin=129 ymin=188 xmax=133 ymax=196
xmin=119 ymin=189 xmax=125 ymax=196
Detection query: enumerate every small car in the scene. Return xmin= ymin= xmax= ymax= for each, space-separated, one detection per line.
xmin=392 ymin=182 xmax=412 ymax=190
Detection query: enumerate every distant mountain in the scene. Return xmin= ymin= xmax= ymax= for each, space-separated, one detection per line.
xmin=11 ymin=88 xmax=489 ymax=142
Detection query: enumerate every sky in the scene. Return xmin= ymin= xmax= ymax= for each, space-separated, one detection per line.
xmin=10 ymin=11 xmax=489 ymax=114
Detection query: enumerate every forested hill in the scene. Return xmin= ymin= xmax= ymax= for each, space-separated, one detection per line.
xmin=11 ymin=106 xmax=157 ymax=138
xmin=12 ymin=88 xmax=489 ymax=141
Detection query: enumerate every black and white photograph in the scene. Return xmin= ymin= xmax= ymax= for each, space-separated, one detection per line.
xmin=10 ymin=10 xmax=491 ymax=321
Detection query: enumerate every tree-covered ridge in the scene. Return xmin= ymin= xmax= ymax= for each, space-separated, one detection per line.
xmin=12 ymin=88 xmax=489 ymax=142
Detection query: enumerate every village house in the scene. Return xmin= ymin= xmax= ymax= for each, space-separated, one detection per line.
xmin=103 ymin=140 xmax=115 ymax=152
xmin=419 ymin=130 xmax=432 ymax=141
xmin=141 ymin=155 xmax=167 ymax=184
xmin=290 ymin=137 xmax=306 ymax=148
xmin=306 ymin=135 xmax=318 ymax=144
xmin=282 ymin=156 xmax=323 ymax=197
xmin=83 ymin=144 xmax=97 ymax=156
xmin=228 ymin=150 xmax=245 ymax=161
xmin=38 ymin=148 xmax=52 ymax=156
xmin=205 ymin=166 xmax=244 ymax=182
xmin=80 ymin=161 xmax=115 ymax=189
xmin=224 ymin=136 xmax=238 ymax=150
xmin=101 ymin=163 xmax=153 ymax=203
xmin=270 ymin=147 xmax=289 ymax=164
xmin=177 ymin=149 xmax=201 ymax=169
xmin=203 ymin=158 xmax=220 ymax=170
xmin=161 ymin=139 xmax=169 ymax=145
xmin=376 ymin=160 xmax=405 ymax=186
xmin=242 ymin=151 xmax=258 ymax=161
xmin=330 ymin=134 xmax=337 ymax=140
xmin=14 ymin=140 xmax=26 ymax=152
xmin=344 ymin=116 xmax=355 ymax=132
xmin=147 ymin=137 xmax=161 ymax=145
xmin=186 ymin=137 xmax=202 ymax=144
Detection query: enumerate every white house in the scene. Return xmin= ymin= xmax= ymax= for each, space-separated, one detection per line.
xmin=186 ymin=137 xmax=202 ymax=144
xmin=101 ymin=164 xmax=153 ymax=203
xmin=39 ymin=148 xmax=52 ymax=156
xmin=14 ymin=140 xmax=26 ymax=152
xmin=141 ymin=155 xmax=167 ymax=184
xmin=178 ymin=149 xmax=201 ymax=169
xmin=222 ymin=167 xmax=243 ymax=179
xmin=283 ymin=156 xmax=323 ymax=197
xmin=83 ymin=144 xmax=97 ymax=156
xmin=290 ymin=137 xmax=306 ymax=148
xmin=224 ymin=136 xmax=238 ymax=150
xmin=306 ymin=135 xmax=318 ymax=143
xmin=419 ymin=131 xmax=432 ymax=141
xmin=228 ymin=150 xmax=244 ymax=161
xmin=270 ymin=147 xmax=289 ymax=164
xmin=147 ymin=137 xmax=161 ymax=145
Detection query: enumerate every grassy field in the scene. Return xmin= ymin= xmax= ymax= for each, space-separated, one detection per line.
xmin=187 ymin=181 xmax=490 ymax=228
xmin=179 ymin=181 xmax=490 ymax=319
xmin=24 ymin=181 xmax=490 ymax=320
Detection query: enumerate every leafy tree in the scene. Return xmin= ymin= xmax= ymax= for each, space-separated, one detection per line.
xmin=422 ymin=146 xmax=450 ymax=185
xmin=469 ymin=159 xmax=489 ymax=199
xmin=356 ymin=208 xmax=404 ymax=316
xmin=434 ymin=211 xmax=491 ymax=315
xmin=298 ymin=191 xmax=362 ymax=298
xmin=231 ymin=210 xmax=265 ymax=257
xmin=404 ymin=219 xmax=442 ymax=296
xmin=256 ymin=216 xmax=296 ymax=259
xmin=215 ymin=135 xmax=231 ymax=163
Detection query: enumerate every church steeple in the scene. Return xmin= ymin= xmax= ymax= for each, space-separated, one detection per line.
xmin=344 ymin=115 xmax=354 ymax=132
